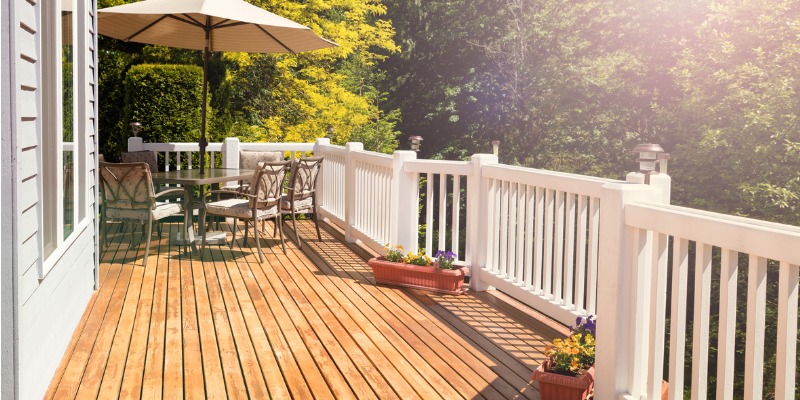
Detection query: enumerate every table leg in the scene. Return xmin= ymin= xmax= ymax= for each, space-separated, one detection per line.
xmin=184 ymin=186 xmax=198 ymax=253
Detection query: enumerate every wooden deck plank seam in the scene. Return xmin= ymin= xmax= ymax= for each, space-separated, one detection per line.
xmin=294 ymin=223 xmax=544 ymax=398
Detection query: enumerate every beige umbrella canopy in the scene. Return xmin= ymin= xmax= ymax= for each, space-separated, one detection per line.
xmin=98 ymin=0 xmax=337 ymax=174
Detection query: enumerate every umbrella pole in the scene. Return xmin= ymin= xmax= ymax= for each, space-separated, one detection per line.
xmin=199 ymin=25 xmax=210 ymax=176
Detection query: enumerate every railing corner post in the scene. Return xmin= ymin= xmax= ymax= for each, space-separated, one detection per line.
xmin=128 ymin=136 xmax=143 ymax=152
xmin=467 ymin=153 xmax=498 ymax=291
xmin=595 ymin=181 xmax=661 ymax=399
xmin=390 ymin=150 xmax=418 ymax=254
xmin=314 ymin=137 xmax=331 ymax=155
xmin=344 ymin=142 xmax=364 ymax=243
xmin=222 ymin=137 xmax=239 ymax=169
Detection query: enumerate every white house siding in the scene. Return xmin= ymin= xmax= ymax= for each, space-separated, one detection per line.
xmin=9 ymin=0 xmax=98 ymax=398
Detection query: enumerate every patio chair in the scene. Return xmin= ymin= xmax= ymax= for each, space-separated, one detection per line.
xmin=281 ymin=157 xmax=323 ymax=247
xmin=120 ymin=150 xmax=160 ymax=172
xmin=211 ymin=150 xmax=283 ymax=231
xmin=220 ymin=150 xmax=284 ymax=194
xmin=98 ymin=161 xmax=184 ymax=266
xmin=200 ymin=160 xmax=291 ymax=262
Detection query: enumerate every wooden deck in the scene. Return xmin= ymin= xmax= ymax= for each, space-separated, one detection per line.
xmin=45 ymin=219 xmax=565 ymax=399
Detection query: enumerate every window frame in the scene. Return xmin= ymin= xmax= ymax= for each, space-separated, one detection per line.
xmin=39 ymin=0 xmax=86 ymax=277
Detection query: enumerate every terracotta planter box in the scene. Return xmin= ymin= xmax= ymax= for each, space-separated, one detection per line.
xmin=531 ymin=361 xmax=594 ymax=400
xmin=368 ymin=257 xmax=467 ymax=295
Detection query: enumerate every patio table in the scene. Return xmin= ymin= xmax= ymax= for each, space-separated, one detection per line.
xmin=151 ymin=168 xmax=254 ymax=252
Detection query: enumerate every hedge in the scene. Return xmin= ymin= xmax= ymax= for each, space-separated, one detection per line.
xmin=123 ymin=64 xmax=210 ymax=146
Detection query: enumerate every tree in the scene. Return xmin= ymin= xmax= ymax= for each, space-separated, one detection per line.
xmin=97 ymin=0 xmax=402 ymax=158
xmin=671 ymin=0 xmax=800 ymax=226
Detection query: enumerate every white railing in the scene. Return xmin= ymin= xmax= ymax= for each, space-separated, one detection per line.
xmin=130 ymin=138 xmax=798 ymax=400
xmin=127 ymin=137 xmax=314 ymax=170
xmin=128 ymin=139 xmax=223 ymax=170
xmin=351 ymin=150 xmax=394 ymax=247
xmin=316 ymin=143 xmax=347 ymax=225
xmin=404 ymin=160 xmax=472 ymax=262
xmin=479 ymin=164 xmax=613 ymax=323
xmin=596 ymin=178 xmax=799 ymax=400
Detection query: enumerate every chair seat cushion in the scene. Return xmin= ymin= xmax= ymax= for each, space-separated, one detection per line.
xmin=281 ymin=196 xmax=314 ymax=211
xmin=219 ymin=184 xmax=250 ymax=193
xmin=106 ymin=201 xmax=182 ymax=221
xmin=206 ymin=198 xmax=278 ymax=219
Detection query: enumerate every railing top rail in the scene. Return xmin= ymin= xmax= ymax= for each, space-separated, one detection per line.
xmin=238 ymin=142 xmax=314 ymax=152
xmin=316 ymin=143 xmax=347 ymax=157
xmin=627 ymin=202 xmax=800 ymax=265
xmin=139 ymin=141 xmax=315 ymax=153
xmin=351 ymin=149 xmax=393 ymax=168
xmin=140 ymin=142 xmax=222 ymax=152
xmin=404 ymin=159 xmax=472 ymax=176
xmin=482 ymin=164 xmax=618 ymax=197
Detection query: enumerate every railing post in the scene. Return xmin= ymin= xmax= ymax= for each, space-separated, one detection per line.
xmin=314 ymin=138 xmax=331 ymax=220
xmin=467 ymin=154 xmax=498 ymax=291
xmin=127 ymin=136 xmax=143 ymax=152
xmin=626 ymin=171 xmax=671 ymax=204
xmin=390 ymin=150 xmax=418 ymax=254
xmin=222 ymin=137 xmax=239 ymax=169
xmin=220 ymin=137 xmax=239 ymax=188
xmin=344 ymin=142 xmax=363 ymax=243
xmin=595 ymin=181 xmax=662 ymax=400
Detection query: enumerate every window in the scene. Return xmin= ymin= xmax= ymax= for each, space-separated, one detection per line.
xmin=40 ymin=0 xmax=84 ymax=271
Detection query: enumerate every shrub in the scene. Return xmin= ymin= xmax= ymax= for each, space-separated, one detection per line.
xmin=124 ymin=64 xmax=209 ymax=148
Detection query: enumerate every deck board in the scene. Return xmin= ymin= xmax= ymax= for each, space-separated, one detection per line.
xmin=46 ymin=219 xmax=559 ymax=399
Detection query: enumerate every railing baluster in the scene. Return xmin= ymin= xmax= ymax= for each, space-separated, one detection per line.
xmin=647 ymin=232 xmax=669 ymax=400
xmin=774 ymin=261 xmax=798 ymax=400
xmin=691 ymin=243 xmax=712 ymax=400
xmin=524 ymin=185 xmax=535 ymax=289
xmin=438 ymin=173 xmax=447 ymax=254
xmin=586 ymin=197 xmax=600 ymax=315
xmin=543 ymin=189 xmax=554 ymax=298
xmin=499 ymin=180 xmax=509 ymax=278
xmin=533 ymin=187 xmax=545 ymax=293
xmin=744 ymin=255 xmax=767 ymax=400
xmin=425 ymin=173 xmax=433 ymax=254
xmin=565 ymin=192 xmax=576 ymax=307
xmin=490 ymin=177 xmax=501 ymax=273
xmin=452 ymin=175 xmax=461 ymax=260
xmin=668 ymin=238 xmax=690 ymax=400
xmin=507 ymin=182 xmax=517 ymax=280
xmin=554 ymin=190 xmax=565 ymax=303
xmin=575 ymin=195 xmax=588 ymax=311
xmin=515 ymin=183 xmax=526 ymax=284
xmin=368 ymin=166 xmax=374 ymax=237
xmin=716 ymin=249 xmax=738 ymax=400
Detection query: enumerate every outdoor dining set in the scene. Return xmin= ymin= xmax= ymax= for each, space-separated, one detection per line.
xmin=98 ymin=150 xmax=323 ymax=266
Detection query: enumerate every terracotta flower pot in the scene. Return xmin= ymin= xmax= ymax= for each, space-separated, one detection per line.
xmin=531 ymin=360 xmax=595 ymax=400
xmin=368 ymin=256 xmax=467 ymax=295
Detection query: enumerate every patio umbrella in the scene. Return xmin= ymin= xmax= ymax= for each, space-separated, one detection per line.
xmin=97 ymin=0 xmax=337 ymax=174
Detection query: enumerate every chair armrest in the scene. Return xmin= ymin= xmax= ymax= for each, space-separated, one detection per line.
xmin=202 ymin=189 xmax=257 ymax=205
xmin=154 ymin=188 xmax=185 ymax=199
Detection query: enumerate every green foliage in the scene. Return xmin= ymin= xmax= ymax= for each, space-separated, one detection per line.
xmin=544 ymin=332 xmax=596 ymax=376
xmin=214 ymin=0 xmax=402 ymax=150
xmin=99 ymin=0 xmax=401 ymax=159
xmin=670 ymin=0 xmax=800 ymax=226
xmin=123 ymin=64 xmax=208 ymax=145
xmin=404 ymin=250 xmax=432 ymax=266
xmin=384 ymin=244 xmax=405 ymax=262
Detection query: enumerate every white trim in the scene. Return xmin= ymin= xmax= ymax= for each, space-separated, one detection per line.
xmin=39 ymin=0 xmax=87 ymax=277
xmin=39 ymin=219 xmax=91 ymax=280
xmin=1 ymin=0 xmax=19 ymax=396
